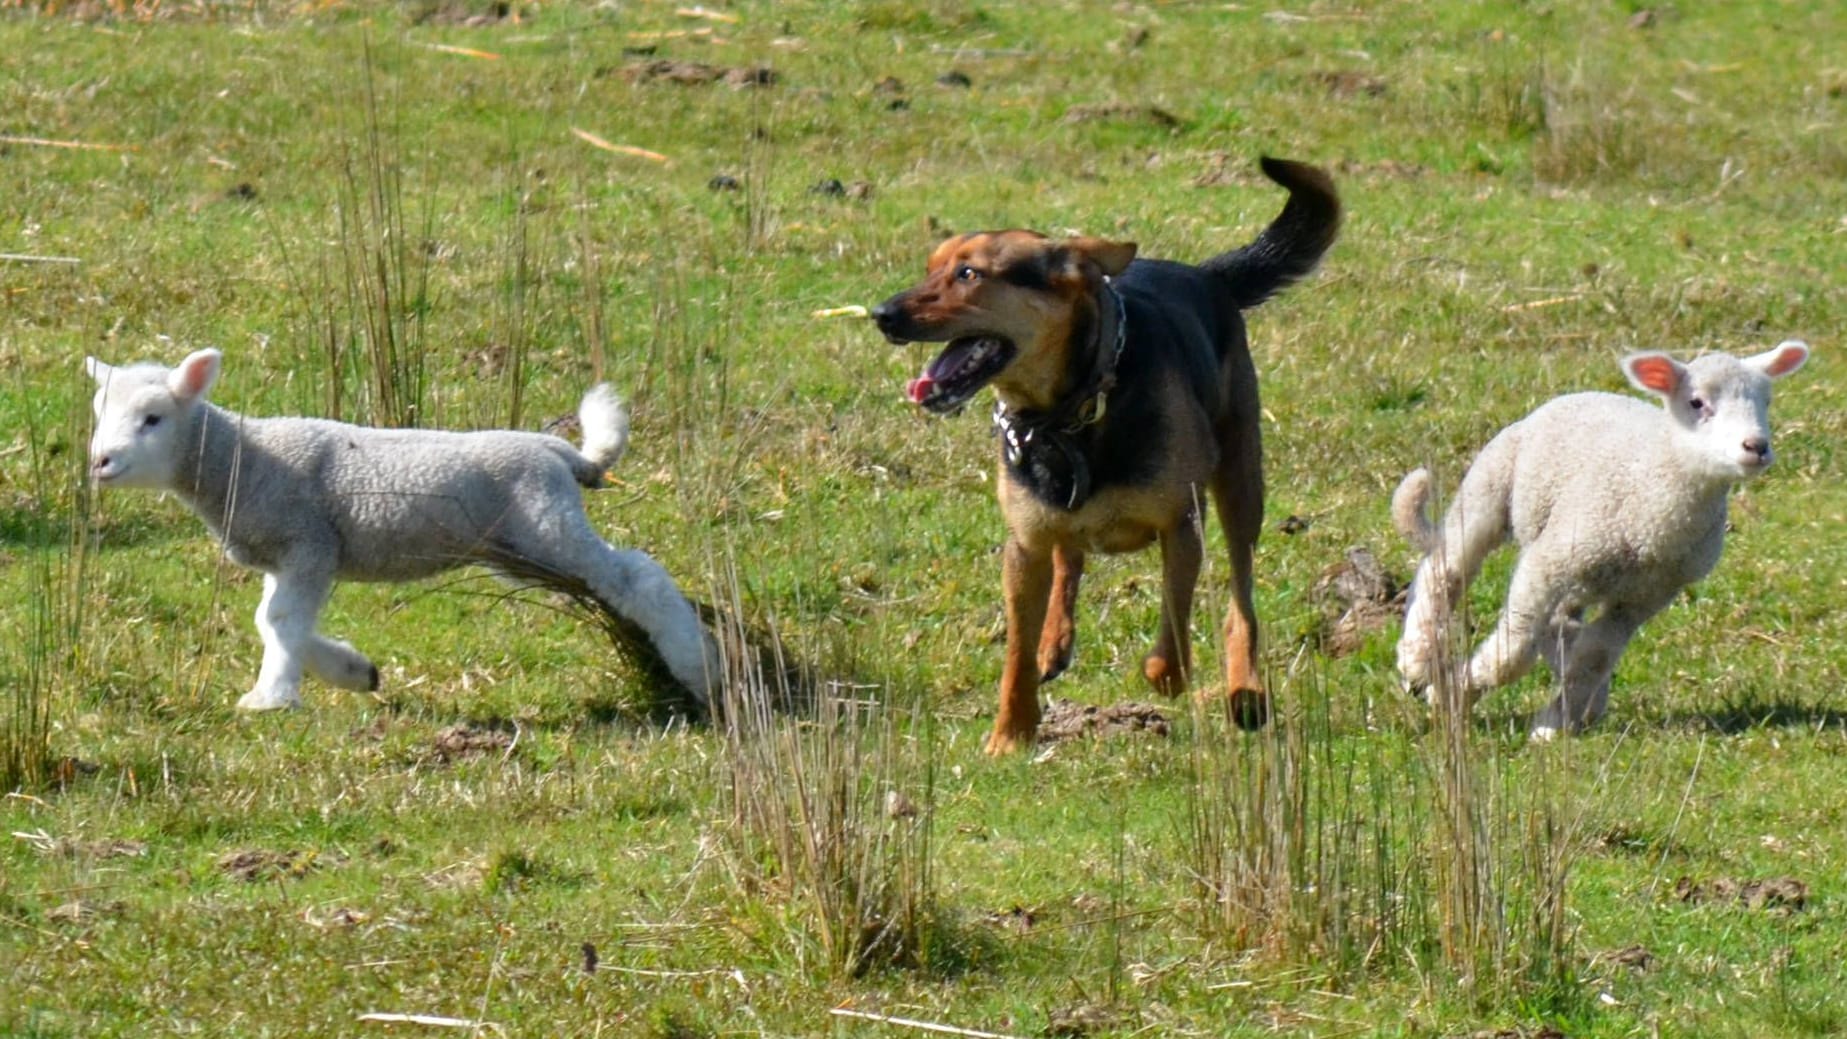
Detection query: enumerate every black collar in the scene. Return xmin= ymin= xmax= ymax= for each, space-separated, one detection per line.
xmin=992 ymin=277 xmax=1127 ymax=510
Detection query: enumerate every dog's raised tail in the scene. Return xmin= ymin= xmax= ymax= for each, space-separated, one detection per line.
xmin=1392 ymin=467 xmax=1439 ymax=554
xmin=1202 ymin=156 xmax=1342 ymax=310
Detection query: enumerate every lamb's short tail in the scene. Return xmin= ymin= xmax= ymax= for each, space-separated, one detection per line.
xmin=1392 ymin=468 xmax=1439 ymax=554
xmin=1196 ymin=154 xmax=1344 ymax=308
xmin=576 ymin=383 xmax=630 ymax=480
xmin=1199 ymin=156 xmax=1342 ymax=310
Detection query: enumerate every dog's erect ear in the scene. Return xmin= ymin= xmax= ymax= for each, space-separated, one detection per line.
xmin=1063 ymin=236 xmax=1138 ymax=278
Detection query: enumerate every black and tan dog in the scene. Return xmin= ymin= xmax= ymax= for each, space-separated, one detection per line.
xmin=871 ymin=156 xmax=1340 ymax=755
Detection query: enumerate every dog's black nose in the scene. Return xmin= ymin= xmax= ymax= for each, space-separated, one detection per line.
xmin=870 ymin=301 xmax=899 ymax=330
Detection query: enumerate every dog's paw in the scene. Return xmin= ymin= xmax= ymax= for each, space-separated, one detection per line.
xmin=1038 ymin=650 xmax=1072 ymax=684
xmin=1227 ymin=688 xmax=1269 ymax=731
xmin=983 ymin=726 xmax=1036 ymax=757
xmin=1141 ymin=654 xmax=1188 ymax=698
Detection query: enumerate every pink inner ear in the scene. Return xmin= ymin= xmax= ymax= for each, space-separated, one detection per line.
xmin=1628 ymin=356 xmax=1679 ymax=395
xmin=173 ymin=352 xmax=220 ymax=400
xmin=1765 ymin=344 xmax=1808 ymax=377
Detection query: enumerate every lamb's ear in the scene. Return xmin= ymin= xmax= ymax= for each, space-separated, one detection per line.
xmin=1748 ymin=339 xmax=1809 ymax=380
xmin=84 ymin=356 xmax=113 ymax=385
xmin=169 ymin=349 xmax=223 ymax=402
xmin=1622 ymin=352 xmax=1684 ymax=399
xmin=1063 ymin=236 xmax=1138 ymax=278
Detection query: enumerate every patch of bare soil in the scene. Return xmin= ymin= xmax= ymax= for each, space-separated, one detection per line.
xmin=1592 ymin=944 xmax=1656 ymax=972
xmin=1061 ymin=102 xmax=1180 ymax=128
xmin=1313 ymin=546 xmax=1406 ymax=656
xmin=1334 ymin=157 xmax=1430 ymax=180
xmin=46 ymin=899 xmax=124 ymax=925
xmin=217 ymin=848 xmax=334 ymax=883
xmin=1313 ymin=70 xmax=1389 ymax=98
xmin=1046 ymin=1003 xmax=1118 ymax=1036
xmin=979 ymin=904 xmax=1037 ymax=933
xmin=411 ymin=1 xmax=522 ymax=27
xmin=617 ymin=60 xmax=777 ymax=89
xmin=1037 ymin=699 xmax=1171 ymax=745
xmin=22 ymin=835 xmax=147 ymax=860
xmin=1674 ymin=875 xmax=1808 ymax=912
xmin=427 ymin=722 xmax=516 ymax=762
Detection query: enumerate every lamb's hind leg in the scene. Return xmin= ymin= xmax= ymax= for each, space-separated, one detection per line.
xmin=1398 ymin=462 xmax=1513 ymax=698
xmin=535 ymin=523 xmax=718 ymax=705
xmin=1457 ymin=553 xmax=1561 ymax=714
xmin=239 ymin=570 xmax=334 ymax=710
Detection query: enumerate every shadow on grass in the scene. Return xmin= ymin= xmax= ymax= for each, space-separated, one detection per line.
xmin=1662 ymin=698 xmax=1847 ymax=736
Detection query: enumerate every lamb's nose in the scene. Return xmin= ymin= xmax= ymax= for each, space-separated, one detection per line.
xmin=1742 ymin=436 xmax=1770 ymax=461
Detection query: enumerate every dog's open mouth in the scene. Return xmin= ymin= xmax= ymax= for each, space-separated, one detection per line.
xmin=907 ymin=336 xmax=1016 ymax=414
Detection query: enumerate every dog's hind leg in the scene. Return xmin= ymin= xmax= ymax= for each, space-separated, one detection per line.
xmin=1143 ymin=507 xmax=1202 ymax=698
xmin=1211 ymin=416 xmax=1269 ymax=729
xmin=1037 ymin=544 xmax=1084 ymax=682
xmin=991 ymin=536 xmax=1053 ymax=755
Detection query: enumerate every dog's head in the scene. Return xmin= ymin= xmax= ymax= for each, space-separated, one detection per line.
xmin=871 ymin=231 xmax=1136 ymax=413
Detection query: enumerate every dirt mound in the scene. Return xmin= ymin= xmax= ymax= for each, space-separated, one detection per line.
xmin=218 ymin=848 xmax=333 ymax=883
xmin=1674 ymin=875 xmax=1807 ymax=912
xmin=1313 ymin=546 xmax=1407 ymax=657
xmin=1037 ymin=699 xmax=1170 ymax=745
xmin=428 ymin=722 xmax=515 ymax=762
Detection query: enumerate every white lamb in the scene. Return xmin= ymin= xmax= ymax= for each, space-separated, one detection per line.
xmin=85 ymin=348 xmax=718 ymax=711
xmin=1393 ymin=340 xmax=1810 ymax=739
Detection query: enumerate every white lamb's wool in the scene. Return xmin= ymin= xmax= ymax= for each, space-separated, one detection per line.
xmin=1393 ymin=340 xmax=1809 ymax=738
xmin=86 ymin=349 xmax=716 ymax=710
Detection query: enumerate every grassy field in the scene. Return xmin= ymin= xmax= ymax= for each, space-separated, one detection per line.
xmin=3 ymin=1 xmax=1845 ymax=1036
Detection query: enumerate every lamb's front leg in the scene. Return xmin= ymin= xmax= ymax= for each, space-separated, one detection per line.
xmin=239 ymin=570 xmax=334 ymax=710
xmin=1531 ymin=598 xmax=1659 ymax=741
xmin=305 ymin=634 xmax=380 ymax=692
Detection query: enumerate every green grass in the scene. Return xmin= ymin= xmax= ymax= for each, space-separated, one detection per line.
xmin=4 ymin=1 xmax=1845 ymax=1036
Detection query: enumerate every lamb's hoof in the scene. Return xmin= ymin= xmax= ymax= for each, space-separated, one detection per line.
xmin=237 ymin=689 xmax=303 ymax=711
xmin=366 ymin=665 xmax=380 ymax=692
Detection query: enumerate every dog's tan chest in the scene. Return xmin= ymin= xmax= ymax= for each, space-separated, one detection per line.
xmin=1002 ymin=478 xmax=1190 ymax=555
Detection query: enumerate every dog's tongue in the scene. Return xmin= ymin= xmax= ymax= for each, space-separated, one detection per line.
xmin=906 ymin=373 xmax=936 ymax=404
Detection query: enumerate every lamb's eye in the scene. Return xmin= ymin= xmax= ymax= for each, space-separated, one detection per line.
xmin=141 ymin=414 xmax=162 ymax=430
xmin=1687 ymin=397 xmax=1706 ymax=416
xmin=955 ymin=265 xmax=981 ymax=282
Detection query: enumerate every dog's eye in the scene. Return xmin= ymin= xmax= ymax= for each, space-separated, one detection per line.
xmin=955 ymin=265 xmax=981 ymax=282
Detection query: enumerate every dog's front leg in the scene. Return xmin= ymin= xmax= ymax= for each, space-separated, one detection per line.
xmin=1037 ymin=544 xmax=1085 ymax=682
xmin=1143 ymin=512 xmax=1203 ymax=697
xmin=990 ymin=536 xmax=1053 ymax=755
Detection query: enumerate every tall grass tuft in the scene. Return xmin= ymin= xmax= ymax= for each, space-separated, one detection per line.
xmin=1422 ymin=618 xmax=1582 ymax=1005
xmin=1185 ymin=537 xmax=1586 ymax=1003
xmin=713 ymin=586 xmax=937 ymax=978
xmin=1184 ymin=651 xmax=1431 ymax=977
xmin=3 ymin=389 xmax=94 ymax=791
xmin=1410 ymin=524 xmax=1585 ymax=1008
xmin=277 ymin=40 xmax=433 ymax=427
